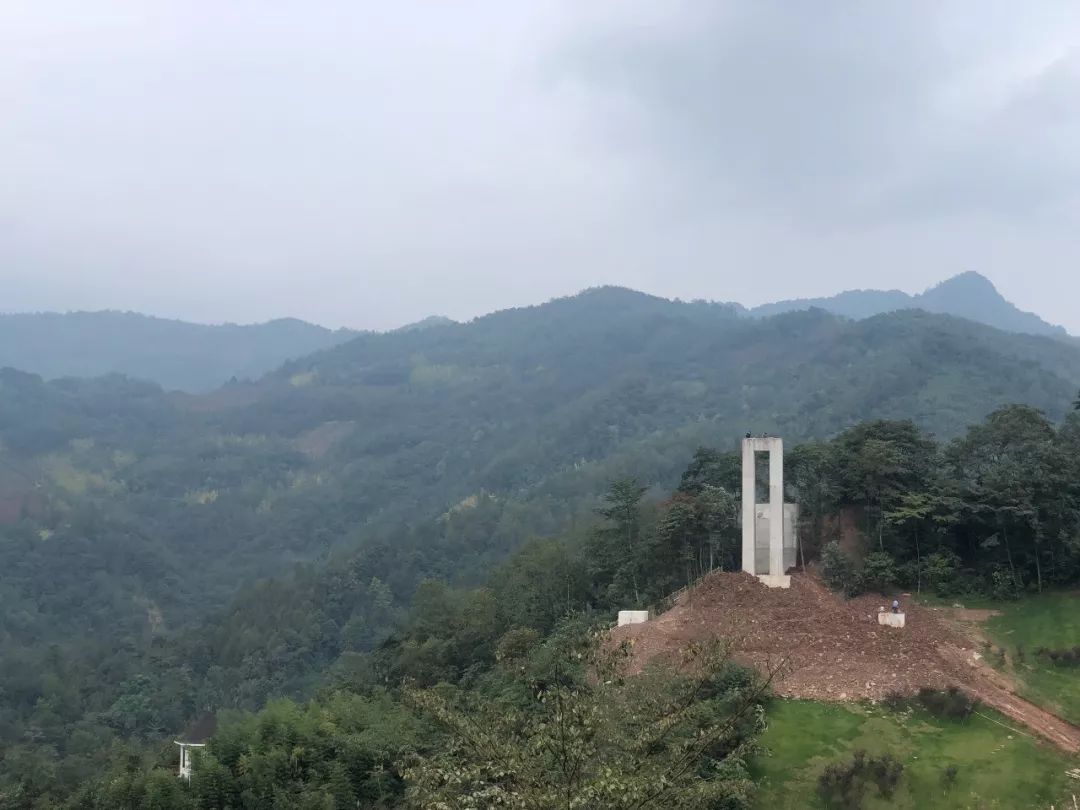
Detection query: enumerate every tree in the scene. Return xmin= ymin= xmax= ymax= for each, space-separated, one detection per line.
xmin=696 ymin=485 xmax=739 ymax=573
xmin=787 ymin=442 xmax=837 ymax=565
xmin=821 ymin=541 xmax=862 ymax=597
xmin=596 ymin=479 xmax=648 ymax=606
xmin=833 ymin=421 xmax=935 ymax=552
xmin=677 ymin=448 xmax=741 ymax=495
xmin=947 ymin=406 xmax=1076 ymax=592
xmin=862 ymin=551 xmax=898 ymax=594
xmin=883 ymin=492 xmax=961 ymax=593
xmin=403 ymin=636 xmax=776 ymax=810
xmin=656 ymin=497 xmax=702 ymax=591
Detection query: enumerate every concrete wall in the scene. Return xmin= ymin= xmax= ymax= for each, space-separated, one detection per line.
xmin=784 ymin=503 xmax=798 ymax=570
xmin=877 ymin=612 xmax=906 ymax=628
xmin=617 ymin=610 xmax=650 ymax=626
xmin=753 ymin=503 xmax=799 ymax=574
xmin=742 ymin=437 xmax=784 ymax=576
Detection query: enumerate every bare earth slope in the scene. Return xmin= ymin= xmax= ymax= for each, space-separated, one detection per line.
xmin=611 ymin=571 xmax=1080 ymax=752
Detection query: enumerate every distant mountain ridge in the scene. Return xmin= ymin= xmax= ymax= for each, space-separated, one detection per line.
xmin=0 ymin=272 xmax=1065 ymax=392
xmin=0 ymin=310 xmax=357 ymax=393
xmin=4 ymin=283 xmax=1080 ymax=799
xmin=744 ymin=272 xmax=1068 ymax=338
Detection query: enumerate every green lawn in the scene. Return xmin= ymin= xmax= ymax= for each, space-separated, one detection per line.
xmin=751 ymin=699 xmax=1078 ymax=809
xmin=985 ymin=592 xmax=1080 ymax=724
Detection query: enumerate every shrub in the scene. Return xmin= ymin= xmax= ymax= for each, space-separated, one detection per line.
xmin=861 ymin=551 xmax=898 ymax=594
xmin=989 ymin=567 xmax=1020 ymax=601
xmin=917 ymin=687 xmax=978 ymax=720
xmin=817 ymin=749 xmax=905 ymax=809
xmin=821 ymin=541 xmax=863 ymax=597
xmin=818 ymin=755 xmax=865 ymax=810
xmin=868 ymin=753 xmax=903 ymax=798
xmin=495 ymin=627 xmax=541 ymax=664
xmin=923 ymin=549 xmax=962 ymax=596
xmin=1038 ymin=646 xmax=1080 ymax=668
xmin=942 ymin=764 xmax=959 ymax=788
xmin=882 ymin=691 xmax=908 ymax=712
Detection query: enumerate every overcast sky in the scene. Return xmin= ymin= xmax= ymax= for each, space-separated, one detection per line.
xmin=3 ymin=1 xmax=1079 ymax=331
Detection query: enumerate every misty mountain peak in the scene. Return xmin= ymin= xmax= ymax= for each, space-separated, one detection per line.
xmin=747 ymin=272 xmax=1067 ymax=339
xmin=920 ymin=270 xmax=999 ymax=300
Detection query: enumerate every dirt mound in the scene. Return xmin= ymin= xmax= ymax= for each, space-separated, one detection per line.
xmin=610 ymin=571 xmax=1080 ymax=752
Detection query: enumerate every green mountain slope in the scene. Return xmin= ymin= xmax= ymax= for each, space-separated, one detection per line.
xmin=747 ymin=271 xmax=1069 ymax=338
xmin=2 ymin=287 xmax=1080 ymax=800
xmin=0 ymin=310 xmax=356 ymax=392
xmin=3 ymin=289 xmax=1078 ymax=650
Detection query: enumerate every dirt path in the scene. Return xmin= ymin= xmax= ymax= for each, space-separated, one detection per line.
xmin=938 ymin=642 xmax=1080 ymax=752
xmin=610 ymin=571 xmax=1080 ymax=753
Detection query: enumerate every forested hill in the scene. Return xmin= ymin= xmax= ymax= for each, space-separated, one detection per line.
xmin=0 ymin=272 xmax=1064 ymax=394
xmin=3 ymin=287 xmax=1080 ymax=802
xmin=0 ymin=310 xmax=355 ymax=392
xmin=3 ymin=289 xmax=1078 ymax=651
xmin=745 ymin=271 xmax=1070 ymax=338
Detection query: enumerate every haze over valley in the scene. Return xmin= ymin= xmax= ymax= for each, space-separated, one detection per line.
xmin=1 ymin=270 xmax=1070 ymax=392
xmin=4 ymin=3 xmax=1080 ymax=808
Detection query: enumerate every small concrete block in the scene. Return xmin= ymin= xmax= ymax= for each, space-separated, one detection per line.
xmin=617 ymin=610 xmax=650 ymax=626
xmin=878 ymin=612 xmax=906 ymax=628
xmin=757 ymin=574 xmax=791 ymax=589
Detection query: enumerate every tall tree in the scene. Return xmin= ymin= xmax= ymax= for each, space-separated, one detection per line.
xmin=947 ymin=405 xmax=1077 ymax=592
xmin=833 ymin=421 xmax=935 ymax=552
xmin=596 ymin=479 xmax=648 ymax=606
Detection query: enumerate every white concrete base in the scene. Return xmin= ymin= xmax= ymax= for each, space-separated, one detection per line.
xmin=617 ymin=610 xmax=650 ymax=626
xmin=756 ymin=574 xmax=791 ymax=589
xmin=877 ymin=612 xmax=906 ymax=628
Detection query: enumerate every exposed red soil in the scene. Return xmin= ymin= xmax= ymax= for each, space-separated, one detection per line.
xmin=610 ymin=571 xmax=1080 ymax=752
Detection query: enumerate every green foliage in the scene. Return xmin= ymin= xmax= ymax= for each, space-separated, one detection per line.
xmin=754 ymin=699 xmax=1076 ymax=809
xmin=916 ymin=688 xmax=978 ymax=721
xmin=4 ymin=293 xmax=1080 ymax=803
xmin=985 ymin=592 xmax=1080 ymax=724
xmin=403 ymin=637 xmax=769 ymax=809
xmin=860 ymin=552 xmax=898 ymax=595
xmin=818 ymin=749 xmax=904 ymax=809
xmin=922 ymin=550 xmax=963 ymax=597
xmin=821 ymin=542 xmax=862 ymax=597
xmin=72 ymin=692 xmax=421 ymax=810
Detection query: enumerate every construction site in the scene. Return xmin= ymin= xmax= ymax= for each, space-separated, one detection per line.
xmin=611 ymin=569 xmax=1080 ymax=753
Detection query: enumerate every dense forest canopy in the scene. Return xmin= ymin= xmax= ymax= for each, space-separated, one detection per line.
xmin=6 ymin=405 xmax=1079 ymax=807
xmin=2 ymin=289 xmax=1080 ymax=805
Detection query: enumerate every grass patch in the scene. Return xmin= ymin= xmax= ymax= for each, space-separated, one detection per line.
xmin=985 ymin=591 xmax=1080 ymax=723
xmin=751 ymin=699 xmax=1076 ymax=809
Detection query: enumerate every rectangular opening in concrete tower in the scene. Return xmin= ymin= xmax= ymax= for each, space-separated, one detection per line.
xmin=741 ymin=436 xmax=795 ymax=588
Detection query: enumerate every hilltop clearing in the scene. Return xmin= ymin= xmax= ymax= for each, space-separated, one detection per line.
xmin=612 ymin=571 xmax=1080 ymax=751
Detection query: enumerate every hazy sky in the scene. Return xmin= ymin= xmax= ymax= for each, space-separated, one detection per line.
xmin=3 ymin=1 xmax=1079 ymax=331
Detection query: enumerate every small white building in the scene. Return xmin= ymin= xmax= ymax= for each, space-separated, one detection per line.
xmin=617 ymin=610 xmax=650 ymax=626
xmin=877 ymin=610 xmax=906 ymax=628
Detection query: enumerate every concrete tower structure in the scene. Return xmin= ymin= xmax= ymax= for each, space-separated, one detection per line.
xmin=174 ymin=714 xmax=216 ymax=781
xmin=741 ymin=436 xmax=794 ymax=588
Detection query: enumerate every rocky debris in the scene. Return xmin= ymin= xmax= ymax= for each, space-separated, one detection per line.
xmin=609 ymin=571 xmax=1080 ymax=752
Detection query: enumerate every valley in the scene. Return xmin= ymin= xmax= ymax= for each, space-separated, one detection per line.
xmin=2 ymin=289 xmax=1080 ymax=807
